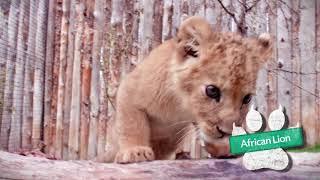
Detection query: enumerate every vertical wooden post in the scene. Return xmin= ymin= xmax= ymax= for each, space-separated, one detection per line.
xmin=97 ymin=0 xmax=111 ymax=158
xmin=171 ymin=0 xmax=180 ymax=36
xmin=9 ymin=0 xmax=29 ymax=152
xmin=247 ymin=1 xmax=269 ymax=118
xmin=290 ymin=0 xmax=301 ymax=129
xmin=33 ymin=0 xmax=48 ymax=149
xmin=63 ymin=0 xmax=76 ymax=159
xmin=79 ymin=0 xmax=94 ymax=160
xmin=44 ymin=0 xmax=56 ymax=155
xmin=129 ymin=0 xmax=140 ymax=70
xmin=88 ymin=0 xmax=105 ymax=160
xmin=189 ymin=0 xmax=205 ymax=17
xmin=122 ymin=0 xmax=134 ymax=76
xmin=22 ymin=0 xmax=38 ymax=150
xmin=152 ymin=0 xmax=164 ymax=48
xmin=266 ymin=0 xmax=278 ymax=117
xmin=277 ymin=0 xmax=293 ymax=126
xmin=299 ymin=0 xmax=317 ymax=145
xmin=0 ymin=0 xmax=20 ymax=150
xmin=204 ymin=0 xmax=218 ymax=29
xmin=68 ymin=0 xmax=84 ymax=160
xmin=316 ymin=0 xmax=320 ymax=143
xmin=55 ymin=0 xmax=70 ymax=159
xmin=97 ymin=52 xmax=108 ymax=157
xmin=220 ymin=0 xmax=232 ymax=31
xmin=107 ymin=0 xmax=124 ymax=124
xmin=139 ymin=0 xmax=155 ymax=62
xmin=46 ymin=0 xmax=62 ymax=156
xmin=162 ymin=0 xmax=173 ymax=42
xmin=0 ymin=0 xmax=10 ymax=141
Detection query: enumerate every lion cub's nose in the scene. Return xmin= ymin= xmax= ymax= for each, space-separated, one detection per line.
xmin=218 ymin=109 xmax=240 ymax=134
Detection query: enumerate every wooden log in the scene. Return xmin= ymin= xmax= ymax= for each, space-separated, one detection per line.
xmin=152 ymin=0 xmax=163 ymax=48
xmin=0 ymin=0 xmax=20 ymax=150
xmin=32 ymin=0 xmax=48 ymax=149
xmin=316 ymin=0 xmax=320 ymax=143
xmin=162 ymin=0 xmax=173 ymax=42
xmin=219 ymin=0 xmax=232 ymax=31
xmin=230 ymin=0 xmax=243 ymax=34
xmin=189 ymin=0 xmax=205 ymax=17
xmin=96 ymin=0 xmax=111 ymax=157
xmin=129 ymin=0 xmax=140 ymax=70
xmin=21 ymin=0 xmax=38 ymax=150
xmin=139 ymin=0 xmax=154 ymax=62
xmin=246 ymin=0 xmax=267 ymax=36
xmin=97 ymin=67 xmax=108 ymax=157
xmin=0 ymin=0 xmax=11 ymax=144
xmin=88 ymin=0 xmax=106 ymax=160
xmin=171 ymin=0 xmax=180 ymax=36
xmin=55 ymin=0 xmax=70 ymax=159
xmin=276 ymin=0 xmax=292 ymax=126
xmin=45 ymin=0 xmax=62 ymax=155
xmin=43 ymin=0 xmax=55 ymax=155
xmin=249 ymin=1 xmax=269 ymax=117
xmin=63 ymin=0 xmax=76 ymax=159
xmin=79 ymin=0 xmax=94 ymax=160
xmin=107 ymin=0 xmax=124 ymax=124
xmin=9 ymin=0 xmax=29 ymax=152
xmin=204 ymin=0 xmax=218 ymax=29
xmin=299 ymin=0 xmax=317 ymax=145
xmin=211 ymin=1 xmax=225 ymax=31
xmin=190 ymin=134 xmax=201 ymax=159
xmin=122 ymin=0 xmax=134 ymax=75
xmin=266 ymin=0 xmax=278 ymax=117
xmin=68 ymin=0 xmax=85 ymax=160
xmin=180 ymin=0 xmax=188 ymax=21
xmin=290 ymin=0 xmax=301 ymax=132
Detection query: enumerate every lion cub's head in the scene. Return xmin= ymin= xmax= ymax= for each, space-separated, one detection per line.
xmin=171 ymin=17 xmax=272 ymax=155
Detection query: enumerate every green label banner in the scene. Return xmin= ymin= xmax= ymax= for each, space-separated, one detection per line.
xmin=229 ymin=128 xmax=304 ymax=155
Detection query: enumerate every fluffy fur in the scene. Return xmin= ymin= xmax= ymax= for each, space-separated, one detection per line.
xmin=98 ymin=16 xmax=273 ymax=163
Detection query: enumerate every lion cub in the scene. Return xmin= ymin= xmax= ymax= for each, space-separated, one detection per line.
xmin=99 ymin=16 xmax=272 ymax=163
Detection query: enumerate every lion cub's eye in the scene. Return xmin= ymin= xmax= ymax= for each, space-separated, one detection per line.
xmin=242 ymin=94 xmax=252 ymax=104
xmin=205 ymin=85 xmax=221 ymax=102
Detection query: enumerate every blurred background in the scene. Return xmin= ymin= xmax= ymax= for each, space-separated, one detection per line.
xmin=0 ymin=0 xmax=319 ymax=160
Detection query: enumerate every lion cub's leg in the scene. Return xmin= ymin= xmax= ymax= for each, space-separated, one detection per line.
xmin=114 ymin=99 xmax=155 ymax=163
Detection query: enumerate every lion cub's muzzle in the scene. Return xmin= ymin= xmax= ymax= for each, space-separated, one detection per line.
xmin=199 ymin=123 xmax=235 ymax=158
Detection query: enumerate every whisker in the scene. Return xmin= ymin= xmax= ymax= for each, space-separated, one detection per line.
xmin=167 ymin=120 xmax=192 ymax=128
xmin=175 ymin=132 xmax=191 ymax=147
xmin=175 ymin=125 xmax=191 ymax=137
xmin=175 ymin=127 xmax=196 ymax=146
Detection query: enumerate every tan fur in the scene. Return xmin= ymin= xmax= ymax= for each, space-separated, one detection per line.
xmin=98 ymin=17 xmax=273 ymax=163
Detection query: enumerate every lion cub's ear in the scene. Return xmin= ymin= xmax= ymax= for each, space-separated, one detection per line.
xmin=255 ymin=33 xmax=273 ymax=64
xmin=176 ymin=16 xmax=212 ymax=59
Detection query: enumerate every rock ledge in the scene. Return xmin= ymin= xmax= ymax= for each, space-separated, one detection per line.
xmin=0 ymin=151 xmax=319 ymax=179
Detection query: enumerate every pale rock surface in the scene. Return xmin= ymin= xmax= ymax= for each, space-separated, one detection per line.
xmin=0 ymin=151 xmax=319 ymax=179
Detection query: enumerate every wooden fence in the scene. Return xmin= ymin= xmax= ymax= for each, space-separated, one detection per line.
xmin=0 ymin=0 xmax=319 ymax=160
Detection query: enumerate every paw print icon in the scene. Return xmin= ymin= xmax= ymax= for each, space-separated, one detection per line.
xmin=230 ymin=104 xmax=304 ymax=171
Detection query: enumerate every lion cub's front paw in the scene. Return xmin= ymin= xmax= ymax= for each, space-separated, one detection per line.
xmin=114 ymin=146 xmax=155 ymax=163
